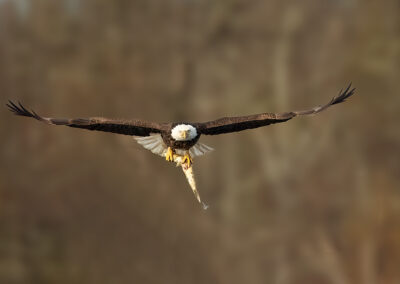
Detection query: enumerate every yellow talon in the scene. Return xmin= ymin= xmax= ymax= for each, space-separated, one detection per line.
xmin=182 ymin=152 xmax=193 ymax=167
xmin=165 ymin=147 xmax=174 ymax=162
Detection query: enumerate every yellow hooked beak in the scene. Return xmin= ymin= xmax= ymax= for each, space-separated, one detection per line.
xmin=182 ymin=130 xmax=188 ymax=139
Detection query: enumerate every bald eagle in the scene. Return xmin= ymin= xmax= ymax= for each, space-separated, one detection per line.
xmin=7 ymin=84 xmax=355 ymax=207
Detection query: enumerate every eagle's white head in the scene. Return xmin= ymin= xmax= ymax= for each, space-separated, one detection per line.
xmin=171 ymin=124 xmax=197 ymax=141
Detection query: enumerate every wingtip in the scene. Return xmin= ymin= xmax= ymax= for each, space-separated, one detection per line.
xmin=6 ymin=100 xmax=18 ymax=114
xmin=331 ymin=83 xmax=356 ymax=105
xmin=6 ymin=100 xmax=39 ymax=119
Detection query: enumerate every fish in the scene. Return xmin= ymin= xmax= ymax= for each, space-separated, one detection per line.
xmin=172 ymin=154 xmax=209 ymax=210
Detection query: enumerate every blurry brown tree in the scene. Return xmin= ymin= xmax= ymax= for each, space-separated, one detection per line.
xmin=0 ymin=0 xmax=399 ymax=283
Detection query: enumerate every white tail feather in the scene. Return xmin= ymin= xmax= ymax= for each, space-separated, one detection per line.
xmin=189 ymin=142 xmax=214 ymax=157
xmin=134 ymin=134 xmax=167 ymax=156
xmin=135 ymin=134 xmax=213 ymax=158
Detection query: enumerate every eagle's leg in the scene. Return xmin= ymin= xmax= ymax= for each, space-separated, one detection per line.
xmin=165 ymin=147 xmax=175 ymax=162
xmin=182 ymin=151 xmax=193 ymax=167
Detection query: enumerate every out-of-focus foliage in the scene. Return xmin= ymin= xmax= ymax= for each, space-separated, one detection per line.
xmin=1 ymin=0 xmax=399 ymax=283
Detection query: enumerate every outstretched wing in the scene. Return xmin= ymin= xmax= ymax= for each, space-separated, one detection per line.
xmin=196 ymin=84 xmax=355 ymax=135
xmin=6 ymin=101 xmax=164 ymax=136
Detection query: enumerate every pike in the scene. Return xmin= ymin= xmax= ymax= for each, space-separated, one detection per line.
xmin=171 ymin=153 xmax=209 ymax=210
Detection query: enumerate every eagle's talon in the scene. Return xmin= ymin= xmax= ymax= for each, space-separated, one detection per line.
xmin=165 ymin=147 xmax=174 ymax=162
xmin=182 ymin=153 xmax=193 ymax=167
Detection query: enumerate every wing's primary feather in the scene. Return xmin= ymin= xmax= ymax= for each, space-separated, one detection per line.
xmin=6 ymin=101 xmax=163 ymax=136
xmin=197 ymin=84 xmax=355 ymax=135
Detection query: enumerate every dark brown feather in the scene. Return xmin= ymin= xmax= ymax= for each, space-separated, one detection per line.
xmin=197 ymin=84 xmax=355 ymax=135
xmin=6 ymin=101 xmax=163 ymax=136
xmin=6 ymin=84 xmax=355 ymax=138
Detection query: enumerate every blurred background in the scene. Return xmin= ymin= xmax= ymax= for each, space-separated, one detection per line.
xmin=1 ymin=0 xmax=399 ymax=283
